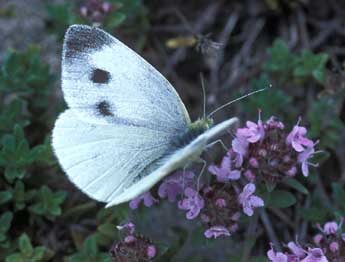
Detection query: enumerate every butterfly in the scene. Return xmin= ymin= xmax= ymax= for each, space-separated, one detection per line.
xmin=52 ymin=25 xmax=238 ymax=208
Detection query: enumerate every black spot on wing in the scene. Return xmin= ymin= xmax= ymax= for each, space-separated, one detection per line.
xmin=64 ymin=25 xmax=113 ymax=59
xmin=96 ymin=101 xmax=113 ymax=116
xmin=91 ymin=68 xmax=110 ymax=83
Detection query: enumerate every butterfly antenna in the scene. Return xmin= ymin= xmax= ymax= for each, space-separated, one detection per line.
xmin=207 ymin=86 xmax=270 ymax=118
xmin=199 ymin=73 xmax=207 ymax=119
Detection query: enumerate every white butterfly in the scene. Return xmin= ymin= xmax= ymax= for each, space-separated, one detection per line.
xmin=52 ymin=25 xmax=238 ymax=208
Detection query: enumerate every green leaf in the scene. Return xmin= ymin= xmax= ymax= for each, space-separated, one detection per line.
xmin=32 ymin=247 xmax=46 ymax=260
xmin=67 ymin=235 xmax=110 ymax=262
xmin=96 ymin=223 xmax=117 ymax=246
xmin=0 ymin=46 xmax=53 ymax=97
xmin=264 ymin=190 xmax=297 ymax=208
xmin=19 ymin=233 xmax=34 ymax=257
xmin=0 ymin=190 xmax=13 ymax=204
xmin=12 ymin=181 xmax=36 ymax=210
xmin=0 ymin=211 xmax=13 ymax=244
xmin=5 ymin=233 xmax=50 ymax=262
xmin=264 ymin=39 xmax=295 ymax=73
xmin=5 ymin=254 xmax=22 ymax=262
xmin=44 ymin=3 xmax=82 ymax=39
xmin=0 ymin=125 xmax=48 ymax=183
xmin=307 ymin=97 xmax=345 ymax=149
xmin=293 ymin=51 xmax=328 ymax=84
xmin=106 ymin=12 xmax=126 ymax=28
xmin=158 ymin=226 xmax=188 ymax=261
xmin=299 ymin=206 xmax=327 ymax=222
xmin=0 ymin=99 xmax=30 ymax=133
xmin=284 ymin=178 xmax=309 ymax=195
xmin=29 ymin=185 xmax=66 ymax=220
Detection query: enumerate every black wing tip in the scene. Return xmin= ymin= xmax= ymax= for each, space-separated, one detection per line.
xmin=63 ymin=24 xmax=114 ymax=60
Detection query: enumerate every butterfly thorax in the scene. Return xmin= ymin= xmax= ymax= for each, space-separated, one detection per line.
xmin=171 ymin=118 xmax=213 ymax=149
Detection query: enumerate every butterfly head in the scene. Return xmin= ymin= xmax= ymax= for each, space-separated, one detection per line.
xmin=190 ymin=117 xmax=213 ymax=132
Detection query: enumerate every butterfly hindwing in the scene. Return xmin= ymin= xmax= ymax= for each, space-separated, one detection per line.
xmin=52 ymin=110 xmax=174 ymax=203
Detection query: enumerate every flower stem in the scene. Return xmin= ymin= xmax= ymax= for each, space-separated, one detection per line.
xmin=61 ymin=201 xmax=97 ymax=219
xmin=259 ymin=208 xmax=282 ymax=251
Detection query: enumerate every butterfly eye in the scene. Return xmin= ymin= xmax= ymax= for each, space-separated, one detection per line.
xmin=96 ymin=100 xmax=114 ymax=116
xmin=91 ymin=68 xmax=110 ymax=84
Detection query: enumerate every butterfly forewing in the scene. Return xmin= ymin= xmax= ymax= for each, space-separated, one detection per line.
xmin=62 ymin=25 xmax=190 ymax=130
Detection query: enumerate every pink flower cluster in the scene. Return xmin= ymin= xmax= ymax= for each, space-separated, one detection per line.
xmin=129 ymin=113 xmax=317 ymax=239
xmin=267 ymin=219 xmax=345 ymax=262
xmin=79 ymin=0 xmax=115 ymax=24
xmin=110 ymin=222 xmax=157 ymax=261
xmin=227 ymin=112 xmax=317 ymax=184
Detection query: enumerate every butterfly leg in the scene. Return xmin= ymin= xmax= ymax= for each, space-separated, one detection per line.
xmin=182 ymin=165 xmax=187 ymax=192
xmin=206 ymin=139 xmax=229 ymax=151
xmin=196 ymin=159 xmax=207 ymax=193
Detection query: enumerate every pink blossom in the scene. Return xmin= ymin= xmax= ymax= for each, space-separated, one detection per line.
xmin=101 ymin=2 xmax=112 ymax=12
xmin=329 ymin=241 xmax=339 ymax=253
xmin=117 ymin=222 xmax=135 ymax=235
xmin=215 ymin=198 xmax=226 ymax=208
xmin=249 ymin=157 xmax=259 ymax=168
xmin=231 ymin=137 xmax=248 ymax=167
xmin=287 ymin=242 xmax=306 ymax=258
xmin=301 ymin=248 xmax=328 ymax=262
xmin=238 ymin=183 xmax=264 ymax=216
xmin=178 ymin=187 xmax=204 ymax=219
xmin=298 ymin=145 xmax=317 ymax=177
xmin=208 ymin=153 xmax=241 ymax=182
xmin=243 ymin=169 xmax=255 ymax=181
xmin=266 ymin=116 xmax=285 ymax=129
xmin=204 ymin=226 xmax=231 ymax=239
xmin=313 ymin=234 xmax=323 ymax=245
xmin=323 ymin=221 xmax=338 ymax=235
xmin=158 ymin=171 xmax=194 ymax=202
xmin=267 ymin=247 xmax=288 ymax=262
xmin=237 ymin=112 xmax=265 ymax=143
xmin=286 ymin=119 xmax=313 ymax=152
xmin=147 ymin=245 xmax=156 ymax=258
xmin=124 ymin=235 xmax=136 ymax=243
xmin=129 ymin=192 xmax=158 ymax=209
xmin=285 ymin=166 xmax=297 ymax=177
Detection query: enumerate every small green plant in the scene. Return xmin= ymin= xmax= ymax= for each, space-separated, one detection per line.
xmin=264 ymin=39 xmax=329 ymax=85
xmin=67 ymin=235 xmax=110 ymax=262
xmin=29 ymin=185 xmax=67 ymax=220
xmin=0 ymin=47 xmax=66 ymax=260
xmin=5 ymin=233 xmax=53 ymax=262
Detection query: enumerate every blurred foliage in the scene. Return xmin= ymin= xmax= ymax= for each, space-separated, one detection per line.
xmin=29 ymin=185 xmax=67 ymax=220
xmin=0 ymin=46 xmax=53 ymax=95
xmin=45 ymin=0 xmax=149 ymax=43
xmin=67 ymin=235 xmax=110 ymax=262
xmin=5 ymin=233 xmax=54 ymax=262
xmin=307 ymin=97 xmax=345 ymax=149
xmin=264 ymin=39 xmax=328 ymax=85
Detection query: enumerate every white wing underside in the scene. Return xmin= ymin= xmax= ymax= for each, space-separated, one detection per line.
xmin=53 ymin=25 xmax=191 ymax=205
xmin=53 ymin=24 xmax=238 ymax=207
xmin=53 ymin=110 xmax=174 ymax=203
